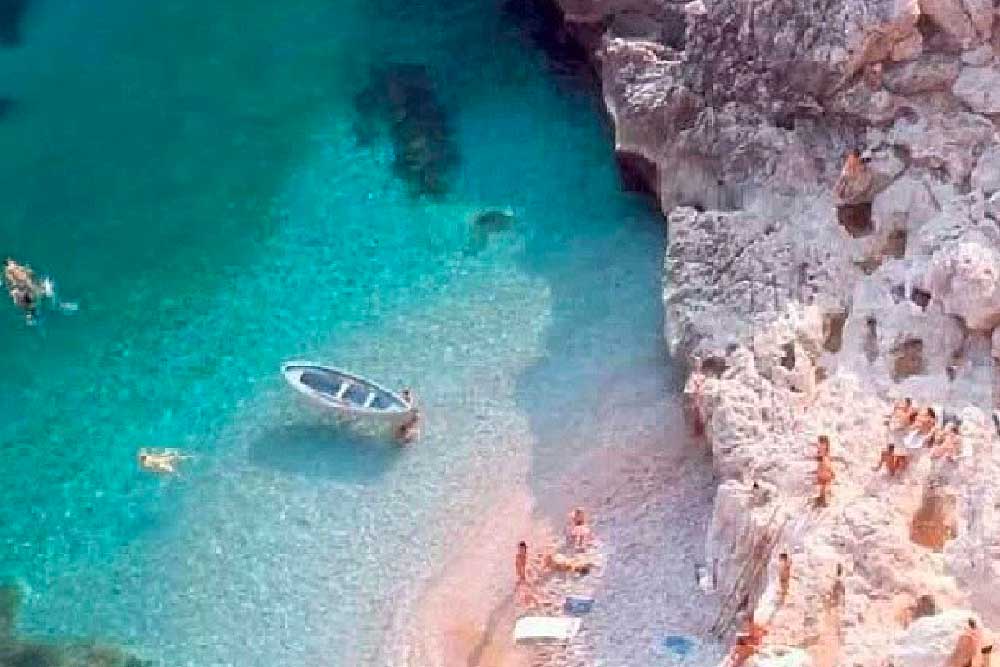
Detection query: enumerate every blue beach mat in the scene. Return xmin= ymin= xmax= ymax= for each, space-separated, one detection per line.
xmin=660 ymin=634 xmax=698 ymax=659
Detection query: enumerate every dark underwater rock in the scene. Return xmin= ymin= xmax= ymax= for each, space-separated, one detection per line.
xmin=0 ymin=98 xmax=16 ymax=119
xmin=352 ymin=63 xmax=458 ymax=196
xmin=0 ymin=581 xmax=152 ymax=667
xmin=0 ymin=0 xmax=29 ymax=46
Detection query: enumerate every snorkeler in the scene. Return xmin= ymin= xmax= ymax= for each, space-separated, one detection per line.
xmin=137 ymin=448 xmax=191 ymax=475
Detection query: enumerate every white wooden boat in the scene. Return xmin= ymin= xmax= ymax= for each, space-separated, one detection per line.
xmin=281 ymin=361 xmax=415 ymax=425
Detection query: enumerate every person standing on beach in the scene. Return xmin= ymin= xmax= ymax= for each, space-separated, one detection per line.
xmin=515 ymin=541 xmax=528 ymax=584
xmin=777 ymin=553 xmax=791 ymax=602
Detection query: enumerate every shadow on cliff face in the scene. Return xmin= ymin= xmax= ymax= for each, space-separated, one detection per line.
xmin=500 ymin=0 xmax=594 ymax=85
xmin=352 ymin=63 xmax=459 ymax=197
xmin=0 ymin=0 xmax=29 ymax=46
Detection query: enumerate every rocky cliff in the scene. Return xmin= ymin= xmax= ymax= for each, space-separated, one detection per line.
xmin=544 ymin=0 xmax=1000 ymax=664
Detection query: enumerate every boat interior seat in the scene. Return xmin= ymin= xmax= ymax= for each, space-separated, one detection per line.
xmin=335 ymin=382 xmax=351 ymax=401
xmin=363 ymin=392 xmax=376 ymax=409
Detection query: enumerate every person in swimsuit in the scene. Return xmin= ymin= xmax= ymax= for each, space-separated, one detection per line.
xmin=777 ymin=552 xmax=791 ymax=602
xmin=875 ymin=443 xmax=901 ymax=476
xmin=816 ymin=454 xmax=835 ymax=507
xmin=543 ymin=551 xmax=595 ymax=575
xmin=567 ymin=507 xmax=592 ymax=550
xmin=137 ymin=448 xmax=190 ymax=475
xmin=948 ymin=618 xmax=982 ymax=667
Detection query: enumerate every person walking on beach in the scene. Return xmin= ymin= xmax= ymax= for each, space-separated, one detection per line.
xmin=515 ymin=541 xmax=528 ymax=584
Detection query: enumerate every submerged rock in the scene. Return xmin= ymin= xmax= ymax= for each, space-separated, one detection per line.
xmin=0 ymin=581 xmax=152 ymax=667
xmin=0 ymin=0 xmax=28 ymax=46
xmin=352 ymin=63 xmax=458 ymax=196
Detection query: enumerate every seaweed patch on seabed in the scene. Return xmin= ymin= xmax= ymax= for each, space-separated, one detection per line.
xmin=0 ymin=582 xmax=152 ymax=667
xmin=0 ymin=0 xmax=29 ymax=46
xmin=352 ymin=63 xmax=459 ymax=197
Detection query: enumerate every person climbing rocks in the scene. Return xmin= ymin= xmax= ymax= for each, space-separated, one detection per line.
xmin=777 ymin=552 xmax=791 ymax=602
xmin=833 ymin=149 xmax=874 ymax=205
xmin=816 ymin=453 xmax=835 ymax=507
xmin=684 ymin=356 xmax=707 ymax=436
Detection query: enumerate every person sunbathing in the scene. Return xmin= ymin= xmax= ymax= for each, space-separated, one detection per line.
xmin=544 ymin=551 xmax=596 ymax=575
xmin=931 ymin=422 xmax=961 ymax=461
xmin=567 ymin=507 xmax=592 ymax=550
xmin=137 ymin=448 xmax=190 ymax=475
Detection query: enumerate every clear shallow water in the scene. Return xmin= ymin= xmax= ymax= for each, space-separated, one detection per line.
xmin=0 ymin=0 xmax=670 ymax=664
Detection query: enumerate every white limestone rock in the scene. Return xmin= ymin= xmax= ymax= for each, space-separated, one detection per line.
xmin=872 ymin=174 xmax=940 ymax=236
xmin=882 ymin=54 xmax=961 ymax=94
xmin=920 ymin=0 xmax=977 ymax=46
xmin=927 ymin=240 xmax=1000 ymax=330
xmin=890 ymin=609 xmax=981 ymax=667
xmin=953 ymin=66 xmax=1000 ymax=113
xmin=887 ymin=112 xmax=995 ymax=182
xmin=972 ymin=145 xmax=1000 ymax=196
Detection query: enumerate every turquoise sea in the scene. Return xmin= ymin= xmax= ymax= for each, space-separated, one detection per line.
xmin=0 ymin=0 xmax=672 ymax=664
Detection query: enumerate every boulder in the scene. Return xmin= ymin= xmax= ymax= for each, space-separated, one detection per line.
xmin=927 ymin=240 xmax=1000 ymax=330
xmin=972 ymin=146 xmax=1000 ymax=196
xmin=919 ymin=0 xmax=977 ymax=46
xmin=988 ymin=191 xmax=1000 ymax=220
xmin=882 ymin=55 xmax=961 ymax=94
xmin=753 ymin=647 xmax=814 ymax=667
xmin=952 ymin=66 xmax=1000 ymax=114
xmin=889 ymin=609 xmax=980 ymax=667
xmin=872 ymin=175 xmax=940 ymax=234
xmin=887 ymin=112 xmax=995 ymax=182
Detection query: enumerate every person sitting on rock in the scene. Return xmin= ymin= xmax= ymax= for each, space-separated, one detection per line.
xmin=948 ymin=618 xmax=983 ymax=667
xmin=874 ymin=443 xmax=902 ymax=477
xmin=889 ymin=398 xmax=916 ymax=430
xmin=833 ymin=149 xmax=874 ymax=205
xmin=931 ymin=422 xmax=962 ymax=462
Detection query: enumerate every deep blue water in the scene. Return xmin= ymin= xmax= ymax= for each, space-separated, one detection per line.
xmin=0 ymin=0 xmax=670 ymax=664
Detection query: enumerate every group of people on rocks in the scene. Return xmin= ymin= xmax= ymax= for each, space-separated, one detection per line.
xmin=876 ymin=398 xmax=963 ymax=477
xmin=514 ymin=507 xmax=596 ymax=608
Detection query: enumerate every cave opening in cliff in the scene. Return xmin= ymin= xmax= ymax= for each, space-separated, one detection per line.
xmin=837 ymin=202 xmax=874 ymax=237
xmin=910 ymin=287 xmax=931 ymax=310
xmin=823 ymin=311 xmax=848 ymax=353
xmin=501 ymin=0 xmax=594 ymax=84
xmin=892 ymin=337 xmax=925 ymax=382
xmin=884 ymin=229 xmax=907 ymax=259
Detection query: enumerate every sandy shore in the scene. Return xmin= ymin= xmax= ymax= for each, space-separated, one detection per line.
xmin=391 ymin=398 xmax=724 ymax=667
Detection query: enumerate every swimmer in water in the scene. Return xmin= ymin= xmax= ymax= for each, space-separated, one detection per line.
xmin=137 ymin=448 xmax=190 ymax=475
xmin=394 ymin=408 xmax=421 ymax=444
